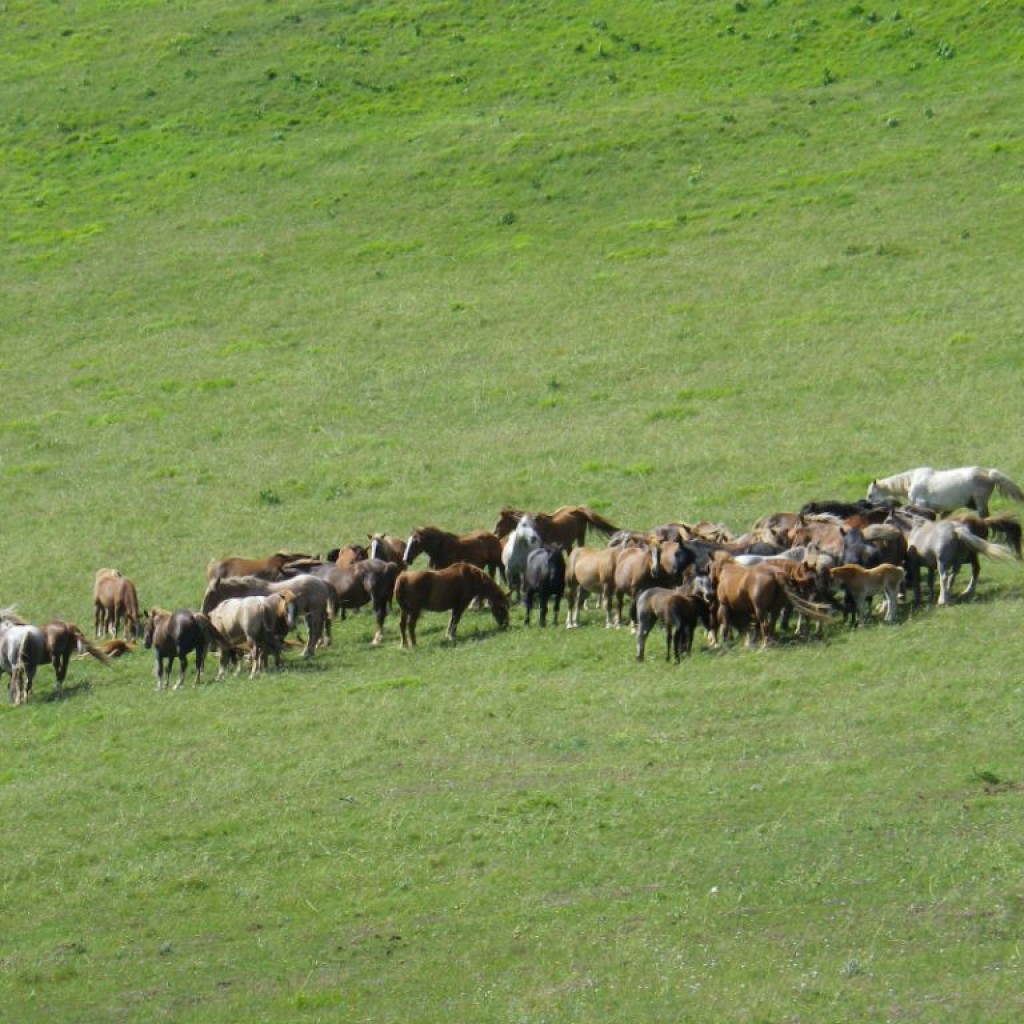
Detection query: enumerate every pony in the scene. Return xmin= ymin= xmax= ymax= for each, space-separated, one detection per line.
xmin=208 ymin=593 xmax=298 ymax=678
xmin=142 ymin=608 xmax=233 ymax=689
xmin=828 ymin=564 xmax=905 ymax=626
xmin=634 ymin=582 xmax=713 ymax=663
xmin=367 ymin=533 xmax=407 ymax=569
xmin=42 ymin=621 xmax=110 ymax=692
xmin=522 ymin=544 xmax=566 ymax=627
xmin=0 ymin=616 xmax=46 ymax=705
xmin=501 ymin=517 xmax=543 ymax=601
xmin=206 ymin=551 xmax=313 ymax=583
xmin=93 ymin=568 xmax=142 ymax=639
xmin=900 ymin=517 xmax=1017 ymax=605
xmin=867 ymin=466 xmax=1024 ymax=518
xmin=393 ymin=562 xmax=509 ymax=647
xmin=493 ymin=506 xmax=618 ymax=550
xmin=317 ymin=559 xmax=401 ymax=645
xmin=202 ymin=574 xmax=334 ymax=656
xmin=565 ymin=546 xmax=620 ymax=628
xmin=403 ymin=526 xmax=505 ymax=581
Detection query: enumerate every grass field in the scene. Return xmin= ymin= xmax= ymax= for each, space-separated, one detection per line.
xmin=3 ymin=2 xmax=1024 ymax=1020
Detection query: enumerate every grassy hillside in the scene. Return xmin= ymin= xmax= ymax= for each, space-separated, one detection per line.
xmin=3 ymin=2 xmax=1024 ymax=1020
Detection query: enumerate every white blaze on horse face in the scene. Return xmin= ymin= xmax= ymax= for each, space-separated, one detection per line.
xmin=403 ymin=537 xmax=416 ymax=564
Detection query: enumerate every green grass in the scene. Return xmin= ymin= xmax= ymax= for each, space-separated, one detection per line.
xmin=4 ymin=1 xmax=1024 ymax=1020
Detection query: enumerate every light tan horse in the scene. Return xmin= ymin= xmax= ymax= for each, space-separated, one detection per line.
xmin=565 ymin=546 xmax=620 ymax=628
xmin=829 ymin=564 xmax=905 ymax=626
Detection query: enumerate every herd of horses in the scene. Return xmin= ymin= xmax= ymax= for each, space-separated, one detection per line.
xmin=3 ymin=465 xmax=1024 ymax=703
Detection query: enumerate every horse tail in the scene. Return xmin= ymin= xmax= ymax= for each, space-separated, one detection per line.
xmin=393 ymin=573 xmax=410 ymax=612
xmin=579 ymin=507 xmax=619 ymax=539
xmin=953 ymin=526 xmax=1017 ymax=564
xmin=982 ymin=515 xmax=1023 ymax=558
xmin=80 ymin=634 xmax=112 ymax=666
xmin=781 ymin=582 xmax=835 ymax=623
xmin=196 ymin=613 xmax=235 ymax=654
xmin=989 ymin=469 xmax=1024 ymax=505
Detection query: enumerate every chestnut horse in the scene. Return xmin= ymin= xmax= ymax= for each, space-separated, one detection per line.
xmin=394 ymin=562 xmax=510 ymax=647
xmin=206 ymin=551 xmax=312 ymax=583
xmin=404 ymin=526 xmax=505 ymax=581
xmin=93 ymin=568 xmax=142 ymax=639
xmin=493 ymin=505 xmax=618 ymax=550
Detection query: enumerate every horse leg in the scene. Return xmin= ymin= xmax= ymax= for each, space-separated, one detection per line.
xmin=174 ymin=654 xmax=187 ymax=689
xmin=372 ymin=599 xmax=386 ymax=646
xmin=635 ymin=612 xmax=653 ymax=662
xmin=523 ymin=589 xmax=533 ymax=626
xmin=962 ymin=553 xmax=980 ymax=599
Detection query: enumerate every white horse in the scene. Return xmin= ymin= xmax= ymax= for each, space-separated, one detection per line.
xmin=501 ymin=516 xmax=542 ymax=602
xmin=867 ymin=466 xmax=1024 ymax=517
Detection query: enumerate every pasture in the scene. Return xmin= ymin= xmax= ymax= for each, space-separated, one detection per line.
xmin=3 ymin=1 xmax=1024 ymax=1020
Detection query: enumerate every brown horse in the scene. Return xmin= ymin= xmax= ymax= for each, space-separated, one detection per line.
xmin=403 ymin=527 xmax=505 ymax=581
xmin=708 ymin=553 xmax=789 ymax=649
xmin=565 ymin=546 xmax=620 ymax=628
xmin=43 ymin=621 xmax=110 ymax=692
xmin=368 ymin=533 xmax=407 ymax=569
xmin=93 ymin=568 xmax=142 ymax=639
xmin=609 ymin=543 xmax=662 ymax=628
xmin=394 ymin=562 xmax=510 ymax=647
xmin=142 ymin=608 xmax=233 ymax=689
xmin=493 ymin=505 xmax=618 ymax=550
xmin=206 ymin=551 xmax=313 ymax=583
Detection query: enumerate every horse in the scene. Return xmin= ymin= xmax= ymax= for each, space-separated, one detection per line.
xmin=42 ymin=621 xmax=110 ymax=692
xmin=142 ymin=608 xmax=233 ymax=689
xmin=610 ymin=542 xmax=662 ymax=629
xmin=708 ymin=552 xmax=829 ymax=648
xmin=0 ymin=617 xmax=46 ymax=705
xmin=367 ymin=534 xmax=407 ymax=569
xmin=867 ymin=466 xmax=1024 ymax=518
xmin=501 ymin=517 xmax=543 ymax=601
xmin=404 ymin=526 xmax=505 ymax=581
xmin=202 ymin=574 xmax=334 ymax=656
xmin=828 ymin=564 xmax=905 ymax=626
xmin=207 ymin=592 xmax=298 ymax=678
xmin=206 ymin=551 xmax=313 ymax=583
xmin=565 ymin=546 xmax=620 ymax=628
xmin=317 ymin=559 xmax=401 ymax=645
xmin=634 ymin=583 xmax=713 ymax=663
xmin=493 ymin=505 xmax=618 ymax=550
xmin=522 ymin=544 xmax=567 ymax=627
xmin=394 ymin=562 xmax=509 ymax=647
xmin=900 ymin=516 xmax=1017 ymax=605
xmin=93 ymin=568 xmax=142 ymax=639
xmin=325 ymin=544 xmax=369 ymax=568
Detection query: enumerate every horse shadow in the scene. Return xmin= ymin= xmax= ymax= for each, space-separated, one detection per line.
xmin=43 ymin=679 xmax=93 ymax=702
